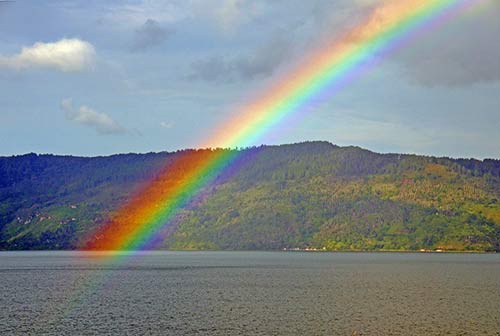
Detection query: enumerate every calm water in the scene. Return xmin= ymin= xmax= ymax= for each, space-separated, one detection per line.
xmin=0 ymin=251 xmax=499 ymax=335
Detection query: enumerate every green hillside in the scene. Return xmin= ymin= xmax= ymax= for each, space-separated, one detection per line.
xmin=1 ymin=142 xmax=499 ymax=251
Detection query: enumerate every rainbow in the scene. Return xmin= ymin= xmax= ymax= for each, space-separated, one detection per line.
xmin=83 ymin=0 xmax=474 ymax=251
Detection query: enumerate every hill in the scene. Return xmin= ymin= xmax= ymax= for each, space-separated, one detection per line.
xmin=1 ymin=142 xmax=499 ymax=251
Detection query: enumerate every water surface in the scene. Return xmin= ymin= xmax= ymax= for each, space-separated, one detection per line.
xmin=1 ymin=251 xmax=499 ymax=335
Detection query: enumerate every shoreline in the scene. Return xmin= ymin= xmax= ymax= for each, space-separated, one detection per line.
xmin=0 ymin=249 xmax=497 ymax=254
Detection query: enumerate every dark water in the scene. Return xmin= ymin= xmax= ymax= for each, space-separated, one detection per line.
xmin=0 ymin=251 xmax=499 ymax=335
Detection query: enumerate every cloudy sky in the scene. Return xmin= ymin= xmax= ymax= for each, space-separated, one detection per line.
xmin=0 ymin=0 xmax=499 ymax=158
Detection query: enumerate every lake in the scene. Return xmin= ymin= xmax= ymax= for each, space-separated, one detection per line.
xmin=1 ymin=251 xmax=499 ymax=335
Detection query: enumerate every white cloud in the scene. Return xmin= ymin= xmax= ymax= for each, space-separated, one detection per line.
xmin=160 ymin=121 xmax=174 ymax=129
xmin=61 ymin=99 xmax=127 ymax=135
xmin=0 ymin=39 xmax=95 ymax=72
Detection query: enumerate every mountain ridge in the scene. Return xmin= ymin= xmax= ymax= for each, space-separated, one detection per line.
xmin=4 ymin=145 xmax=500 ymax=162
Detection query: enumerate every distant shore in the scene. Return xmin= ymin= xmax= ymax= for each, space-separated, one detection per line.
xmin=0 ymin=249 xmax=497 ymax=254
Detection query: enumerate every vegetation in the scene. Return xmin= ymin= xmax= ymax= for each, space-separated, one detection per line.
xmin=1 ymin=142 xmax=499 ymax=251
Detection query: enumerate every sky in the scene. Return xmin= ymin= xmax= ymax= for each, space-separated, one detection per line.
xmin=0 ymin=0 xmax=499 ymax=159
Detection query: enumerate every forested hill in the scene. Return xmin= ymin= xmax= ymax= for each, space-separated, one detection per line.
xmin=1 ymin=141 xmax=500 ymax=251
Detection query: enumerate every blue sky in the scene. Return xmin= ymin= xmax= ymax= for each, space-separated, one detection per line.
xmin=0 ymin=0 xmax=499 ymax=158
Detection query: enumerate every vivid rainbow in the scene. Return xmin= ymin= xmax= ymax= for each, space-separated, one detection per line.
xmin=83 ymin=0 xmax=474 ymax=251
